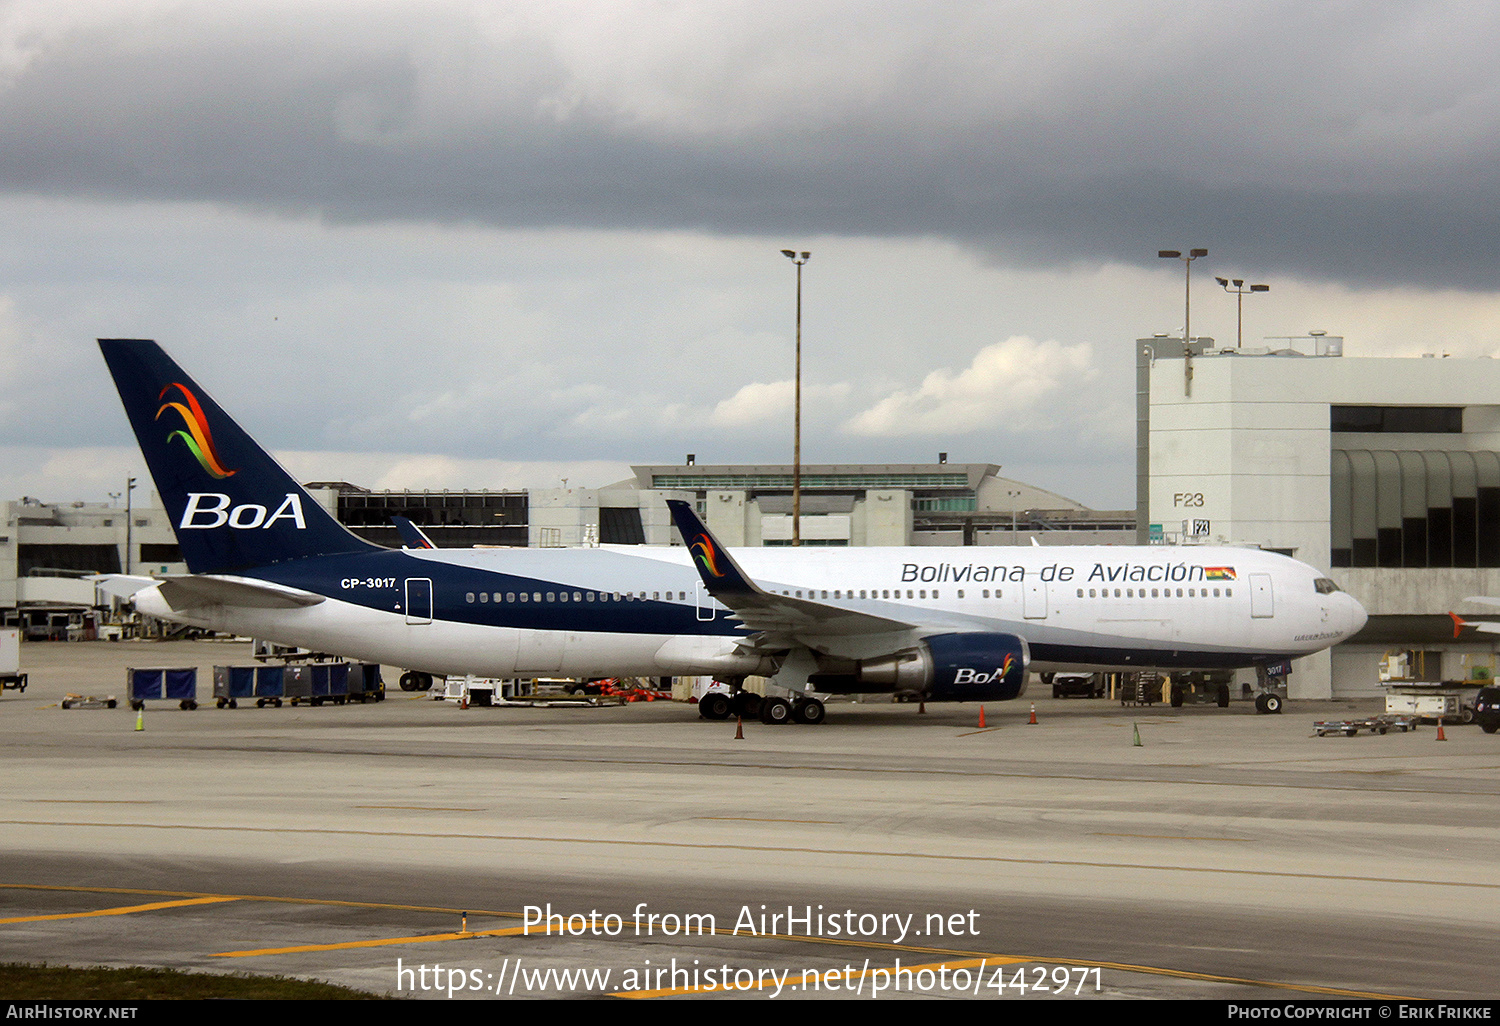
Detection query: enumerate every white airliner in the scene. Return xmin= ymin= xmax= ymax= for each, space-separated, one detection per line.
xmin=96 ymin=339 xmax=1368 ymax=724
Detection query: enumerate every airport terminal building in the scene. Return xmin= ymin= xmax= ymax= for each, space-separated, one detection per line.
xmin=1142 ymin=334 xmax=1500 ymax=698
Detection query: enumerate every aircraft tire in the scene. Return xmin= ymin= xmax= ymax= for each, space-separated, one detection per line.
xmin=734 ymin=692 xmax=762 ymax=719
xmin=1170 ymin=686 xmax=1183 ymax=708
xmin=1217 ymin=684 xmax=1230 ymax=708
xmin=793 ymin=699 xmax=825 ymax=725
xmin=399 ymin=672 xmax=419 ymax=692
xmin=699 ymin=693 xmax=731 ymax=720
xmin=1254 ymin=693 xmax=1268 ymax=714
xmin=760 ymin=697 xmax=792 ymax=725
xmin=417 ymin=673 xmax=434 ymax=692
xmin=1264 ymin=694 xmax=1282 ymax=714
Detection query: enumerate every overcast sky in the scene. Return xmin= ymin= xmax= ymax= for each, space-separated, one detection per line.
xmin=4 ymin=0 xmax=1500 ymax=511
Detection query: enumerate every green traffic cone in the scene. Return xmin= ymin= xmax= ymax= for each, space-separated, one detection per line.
xmin=134 ymin=707 xmax=143 ymax=731
xmin=1132 ymin=722 xmax=1141 ymax=747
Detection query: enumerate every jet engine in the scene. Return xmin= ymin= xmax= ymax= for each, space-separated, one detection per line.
xmin=855 ymin=632 xmax=1029 ymax=702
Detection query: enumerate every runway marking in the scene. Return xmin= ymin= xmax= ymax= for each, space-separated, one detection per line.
xmin=0 ymin=883 xmax=1419 ymax=1000
xmin=954 ymin=727 xmax=1002 ymax=737
xmin=214 ymin=925 xmax=533 ymax=957
xmin=0 ymin=895 xmax=239 ymax=924
xmin=2 ymin=819 xmax=1496 ymax=893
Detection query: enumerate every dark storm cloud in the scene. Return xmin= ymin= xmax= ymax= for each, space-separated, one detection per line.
xmin=3 ymin=1 xmax=1500 ymax=288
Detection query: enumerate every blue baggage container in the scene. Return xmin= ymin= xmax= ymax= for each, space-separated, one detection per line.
xmin=126 ymin=667 xmax=198 ymax=710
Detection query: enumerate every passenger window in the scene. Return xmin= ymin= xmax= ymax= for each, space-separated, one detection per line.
xmin=466 ymin=592 xmax=475 ymax=603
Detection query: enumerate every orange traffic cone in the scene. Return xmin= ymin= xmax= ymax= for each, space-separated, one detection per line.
xmin=978 ymin=705 xmax=986 ymax=728
xmin=1436 ymin=716 xmax=1447 ymax=742
xmin=918 ymin=700 xmax=926 ymax=714
xmin=735 ymin=716 xmax=744 ymax=740
xmin=1028 ymin=703 xmax=1038 ymax=725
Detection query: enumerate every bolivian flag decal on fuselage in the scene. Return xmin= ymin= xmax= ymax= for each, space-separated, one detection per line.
xmin=156 ymin=382 xmax=237 ymax=479
xmin=1204 ymin=567 xmax=1237 ymax=581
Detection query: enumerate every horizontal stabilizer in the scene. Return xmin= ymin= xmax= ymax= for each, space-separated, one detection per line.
xmin=157 ymin=575 xmax=326 ymax=610
xmin=88 ymin=574 xmax=161 ymax=601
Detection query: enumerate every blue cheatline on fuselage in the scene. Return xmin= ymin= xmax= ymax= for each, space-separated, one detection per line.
xmin=248 ymin=550 xmax=750 ymax=639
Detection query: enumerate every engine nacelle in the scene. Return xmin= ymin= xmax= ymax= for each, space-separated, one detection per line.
xmin=857 ymin=632 xmax=1029 ymax=702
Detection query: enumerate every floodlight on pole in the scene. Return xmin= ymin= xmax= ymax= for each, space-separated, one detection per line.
xmin=781 ymin=249 xmax=810 ymax=545
xmin=1215 ymin=276 xmax=1271 ymax=349
xmin=1159 ymin=248 xmax=1207 ymax=397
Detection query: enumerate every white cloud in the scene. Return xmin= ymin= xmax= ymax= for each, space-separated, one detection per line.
xmin=708 ymin=379 xmax=852 ymax=428
xmin=843 ymin=336 xmax=1096 ymax=437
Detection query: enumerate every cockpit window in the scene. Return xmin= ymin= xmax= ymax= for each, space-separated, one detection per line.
xmin=1314 ymin=578 xmax=1340 ymax=594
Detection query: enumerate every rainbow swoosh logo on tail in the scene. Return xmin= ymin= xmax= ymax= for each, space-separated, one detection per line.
xmin=689 ymin=534 xmax=725 ymax=577
xmin=156 ymin=382 xmax=237 ymax=479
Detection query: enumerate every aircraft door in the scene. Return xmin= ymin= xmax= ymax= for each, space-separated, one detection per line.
xmin=1024 ymin=580 xmax=1048 ymax=619
xmin=405 ymin=578 xmax=433 ymax=625
xmin=1250 ymin=573 xmax=1273 ymax=618
xmin=695 ymin=581 xmax=716 ymax=621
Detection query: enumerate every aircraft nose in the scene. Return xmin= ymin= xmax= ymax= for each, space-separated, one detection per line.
xmin=1343 ymin=594 xmax=1368 ymax=638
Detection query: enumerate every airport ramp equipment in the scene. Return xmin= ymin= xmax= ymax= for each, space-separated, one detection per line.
xmin=126 ymin=667 xmax=198 ymax=710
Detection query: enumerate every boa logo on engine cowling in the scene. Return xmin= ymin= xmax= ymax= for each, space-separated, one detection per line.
xmin=953 ymin=655 xmax=1015 ymax=685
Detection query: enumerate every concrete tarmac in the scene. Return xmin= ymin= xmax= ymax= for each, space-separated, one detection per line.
xmin=1 ymin=639 xmax=1497 ymax=1001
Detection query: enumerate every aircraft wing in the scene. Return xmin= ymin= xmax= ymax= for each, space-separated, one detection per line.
xmin=665 ymin=499 xmax=916 ymax=641
xmin=155 ymin=574 xmax=327 ymax=610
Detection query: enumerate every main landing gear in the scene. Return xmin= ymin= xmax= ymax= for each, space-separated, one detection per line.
xmin=698 ymin=680 xmax=825 ymax=725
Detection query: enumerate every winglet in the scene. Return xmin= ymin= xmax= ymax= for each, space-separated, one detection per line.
xmin=665 ymin=499 xmax=761 ymax=600
xmin=392 ymin=516 xmax=436 ymax=549
xmin=1451 ymin=611 xmax=1467 ymax=639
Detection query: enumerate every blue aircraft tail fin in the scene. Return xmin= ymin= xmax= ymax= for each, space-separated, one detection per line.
xmin=391 ymin=516 xmax=436 ymax=549
xmin=665 ymin=499 xmax=762 ymax=600
xmin=99 ymin=339 xmax=381 ymax=574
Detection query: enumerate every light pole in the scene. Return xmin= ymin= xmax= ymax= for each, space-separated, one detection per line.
xmin=1159 ymin=248 xmax=1207 ymax=397
xmin=123 ymin=476 xmax=137 ymax=575
xmin=1158 ymin=248 xmax=1208 ymax=344
xmin=1214 ymin=277 xmax=1270 ymax=349
xmin=781 ymin=249 xmax=810 ymax=546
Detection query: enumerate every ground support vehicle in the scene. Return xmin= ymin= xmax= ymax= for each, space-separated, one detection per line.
xmin=1168 ymin=671 xmax=1234 ymax=709
xmin=1051 ymin=672 xmax=1104 ymax=699
xmin=1 ymin=629 xmax=25 ymax=693
xmin=1313 ymin=715 xmax=1419 ymax=737
xmin=1473 ymin=686 xmax=1500 ymax=734
xmin=1383 ymin=681 xmax=1485 ymax=724
xmin=60 ymin=694 xmax=118 ymax=709
xmin=126 ymin=666 xmax=198 ymax=710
